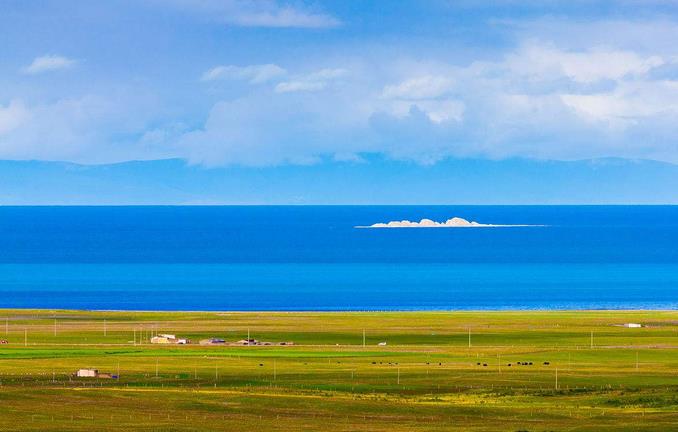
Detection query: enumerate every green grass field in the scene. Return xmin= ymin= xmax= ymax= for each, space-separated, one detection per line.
xmin=0 ymin=309 xmax=676 ymax=431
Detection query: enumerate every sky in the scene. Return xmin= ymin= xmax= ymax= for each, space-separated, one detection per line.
xmin=1 ymin=0 xmax=678 ymax=168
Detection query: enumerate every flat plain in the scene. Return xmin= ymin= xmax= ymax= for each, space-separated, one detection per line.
xmin=0 ymin=310 xmax=676 ymax=431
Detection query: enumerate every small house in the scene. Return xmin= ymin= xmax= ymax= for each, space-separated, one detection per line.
xmin=623 ymin=323 xmax=642 ymax=328
xmin=151 ymin=335 xmax=173 ymax=344
xmin=76 ymin=369 xmax=98 ymax=378
xmin=151 ymin=334 xmax=190 ymax=344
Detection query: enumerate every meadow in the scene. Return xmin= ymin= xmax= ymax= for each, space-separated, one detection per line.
xmin=0 ymin=309 xmax=676 ymax=431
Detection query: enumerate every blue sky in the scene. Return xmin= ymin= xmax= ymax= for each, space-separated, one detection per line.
xmin=2 ymin=0 xmax=678 ymax=167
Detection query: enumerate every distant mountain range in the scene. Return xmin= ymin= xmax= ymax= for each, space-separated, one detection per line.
xmin=1 ymin=156 xmax=677 ymax=204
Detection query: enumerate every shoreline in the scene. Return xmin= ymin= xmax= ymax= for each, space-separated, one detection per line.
xmin=1 ymin=307 xmax=676 ymax=313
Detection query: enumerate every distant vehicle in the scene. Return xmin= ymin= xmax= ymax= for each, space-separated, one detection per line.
xmin=0 ymin=340 xmax=8 ymax=344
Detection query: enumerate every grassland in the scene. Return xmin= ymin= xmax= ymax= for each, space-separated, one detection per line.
xmin=0 ymin=309 xmax=676 ymax=431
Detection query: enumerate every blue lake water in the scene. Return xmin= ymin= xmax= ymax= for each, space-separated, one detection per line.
xmin=0 ymin=206 xmax=676 ymax=310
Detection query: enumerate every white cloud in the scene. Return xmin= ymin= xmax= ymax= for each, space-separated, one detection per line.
xmin=417 ymin=100 xmax=465 ymax=124
xmin=164 ymin=0 xmax=340 ymax=28
xmin=175 ymin=33 xmax=678 ymax=166
xmin=6 ymin=14 xmax=678 ymax=167
xmin=381 ymin=75 xmax=463 ymax=124
xmin=275 ymin=68 xmax=346 ymax=93
xmin=382 ymin=75 xmax=455 ymax=99
xmin=0 ymin=100 xmax=30 ymax=135
xmin=22 ymin=55 xmax=76 ymax=75
xmin=201 ymin=64 xmax=286 ymax=83
xmin=506 ymin=42 xmax=664 ymax=83
xmin=235 ymin=5 xmax=340 ymax=28
xmin=0 ymin=91 xmax=165 ymax=163
xmin=275 ymin=80 xmax=326 ymax=93
xmin=561 ymin=80 xmax=678 ymax=127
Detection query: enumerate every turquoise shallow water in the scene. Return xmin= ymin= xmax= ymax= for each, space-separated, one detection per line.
xmin=0 ymin=206 xmax=676 ymax=310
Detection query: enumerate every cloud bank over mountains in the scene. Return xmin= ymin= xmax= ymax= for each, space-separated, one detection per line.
xmin=2 ymin=2 xmax=678 ymax=167
xmin=181 ymin=38 xmax=678 ymax=166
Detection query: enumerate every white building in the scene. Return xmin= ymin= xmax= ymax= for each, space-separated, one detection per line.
xmin=76 ymin=369 xmax=98 ymax=378
xmin=151 ymin=334 xmax=190 ymax=344
xmin=623 ymin=323 xmax=642 ymax=328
